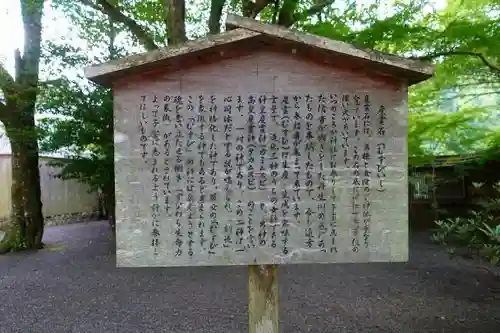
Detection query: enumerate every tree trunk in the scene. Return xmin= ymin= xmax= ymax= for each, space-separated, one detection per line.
xmin=0 ymin=138 xmax=26 ymax=253
xmin=0 ymin=0 xmax=45 ymax=253
xmin=165 ymin=0 xmax=187 ymax=45
xmin=103 ymin=182 xmax=116 ymax=235
xmin=21 ymin=130 xmax=44 ymax=249
xmin=208 ymin=0 xmax=226 ymax=35
xmin=0 ymin=125 xmax=44 ymax=251
xmin=278 ymin=0 xmax=300 ymax=27
xmin=10 ymin=138 xmax=27 ymax=240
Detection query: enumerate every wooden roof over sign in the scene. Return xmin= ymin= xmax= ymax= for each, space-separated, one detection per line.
xmin=84 ymin=13 xmax=435 ymax=87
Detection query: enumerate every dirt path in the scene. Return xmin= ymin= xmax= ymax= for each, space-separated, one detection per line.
xmin=1 ymin=221 xmax=499 ymax=333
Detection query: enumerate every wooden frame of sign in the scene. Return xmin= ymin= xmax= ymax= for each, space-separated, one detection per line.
xmin=85 ymin=14 xmax=434 ymax=333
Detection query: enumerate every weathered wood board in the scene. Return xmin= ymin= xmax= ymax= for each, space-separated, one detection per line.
xmin=113 ymin=51 xmax=408 ymax=267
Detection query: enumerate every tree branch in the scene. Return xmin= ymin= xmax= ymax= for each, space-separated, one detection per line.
xmin=413 ymin=51 xmax=500 ymax=75
xmin=78 ymin=0 xmax=101 ymax=11
xmin=282 ymin=0 xmax=336 ymax=27
xmin=242 ymin=0 xmax=275 ymax=18
xmin=0 ymin=63 xmax=16 ymax=99
xmin=14 ymin=49 xmax=23 ymax=82
xmin=0 ymin=102 xmax=7 ymax=121
xmin=302 ymin=0 xmax=335 ymax=18
xmin=80 ymin=0 xmax=159 ymax=51
xmin=0 ymin=65 xmax=14 ymax=123
xmin=272 ymin=0 xmax=279 ymax=24
xmin=278 ymin=0 xmax=299 ymax=27
xmin=253 ymin=0 xmax=275 ymax=17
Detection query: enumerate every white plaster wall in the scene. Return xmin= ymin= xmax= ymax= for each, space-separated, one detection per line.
xmin=0 ymin=155 xmax=12 ymax=218
xmin=0 ymin=156 xmax=99 ymax=219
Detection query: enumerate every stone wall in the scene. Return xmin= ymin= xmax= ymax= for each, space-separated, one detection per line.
xmin=0 ymin=211 xmax=102 ymax=230
xmin=44 ymin=211 xmax=102 ymax=227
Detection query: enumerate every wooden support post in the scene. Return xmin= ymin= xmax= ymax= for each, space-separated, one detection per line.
xmin=248 ymin=264 xmax=279 ymax=333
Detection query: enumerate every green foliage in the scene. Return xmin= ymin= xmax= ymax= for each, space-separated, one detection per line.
xmin=0 ymin=218 xmax=29 ymax=254
xmin=38 ymin=78 xmax=113 ymax=194
xmin=37 ymin=2 xmax=120 ymax=197
xmin=432 ymin=182 xmax=500 ymax=265
xmin=408 ymin=106 xmax=494 ymax=159
xmin=300 ymin=0 xmax=500 ymax=161
xmin=8 ymin=226 xmax=28 ymax=252
xmin=51 ymin=0 xmax=165 ymax=49
xmin=433 ymin=216 xmax=500 ymax=265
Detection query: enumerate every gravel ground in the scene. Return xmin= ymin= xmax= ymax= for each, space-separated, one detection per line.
xmin=1 ymin=220 xmax=500 ymax=333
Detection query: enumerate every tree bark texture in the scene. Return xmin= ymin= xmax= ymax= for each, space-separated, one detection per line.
xmin=4 ymin=122 xmax=44 ymax=250
xmin=21 ymin=127 xmax=44 ymax=249
xmin=9 ymin=139 xmax=27 ymax=240
xmin=208 ymin=0 xmax=226 ymax=35
xmin=165 ymin=0 xmax=187 ymax=45
xmin=0 ymin=139 xmax=26 ymax=254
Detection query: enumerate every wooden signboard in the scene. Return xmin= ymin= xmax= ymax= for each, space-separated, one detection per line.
xmin=114 ymin=91 xmax=408 ymax=267
xmin=85 ymin=13 xmax=433 ymax=333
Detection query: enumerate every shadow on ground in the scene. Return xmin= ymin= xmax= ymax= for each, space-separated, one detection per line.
xmin=1 ymin=221 xmax=499 ymax=333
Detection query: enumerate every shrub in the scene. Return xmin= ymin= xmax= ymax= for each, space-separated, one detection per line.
xmin=431 ymin=182 xmax=500 ymax=265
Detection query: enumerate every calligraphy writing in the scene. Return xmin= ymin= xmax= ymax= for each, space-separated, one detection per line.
xmin=135 ymin=93 xmax=392 ymax=262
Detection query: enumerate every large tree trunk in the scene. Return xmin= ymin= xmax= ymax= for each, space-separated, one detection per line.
xmin=0 ymin=124 xmax=44 ymax=252
xmin=0 ymin=0 xmax=45 ymax=253
xmin=0 ymin=138 xmax=26 ymax=254
xmin=1 ymin=120 xmax=44 ymax=251
xmin=21 ymin=127 xmax=44 ymax=249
